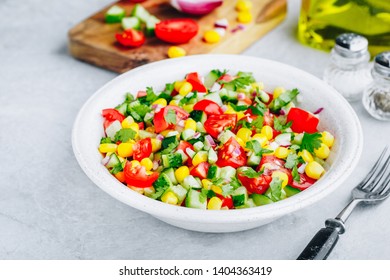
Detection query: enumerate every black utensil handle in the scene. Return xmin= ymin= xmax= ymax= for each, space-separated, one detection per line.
xmin=297 ymin=227 xmax=340 ymax=260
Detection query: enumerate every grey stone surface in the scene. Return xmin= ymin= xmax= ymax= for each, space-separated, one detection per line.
xmin=0 ymin=0 xmax=389 ymax=260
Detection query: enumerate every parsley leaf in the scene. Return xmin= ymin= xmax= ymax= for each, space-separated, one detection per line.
xmin=300 ymin=132 xmax=322 ymax=153
xmin=150 ymin=174 xmax=171 ymax=199
xmin=269 ymin=88 xmax=299 ymax=113
xmin=269 ymin=177 xmax=283 ymax=201
xmin=249 ymin=97 xmax=267 ymax=116
xmin=128 ymin=101 xmax=150 ymax=122
xmin=164 ymin=109 xmax=177 ymax=125
xmin=221 ymin=184 xmax=235 ymax=197
xmin=161 ymin=141 xmax=179 ymax=155
xmin=237 ymin=119 xmax=252 ymax=129
xmin=124 ymin=93 xmax=134 ymax=102
xmin=230 ymin=176 xmax=242 ymax=188
xmin=246 ymin=140 xmax=273 ymax=157
xmin=292 ymin=165 xmax=300 ymax=182
xmin=179 ymin=91 xmax=197 ymax=106
xmin=251 ymin=116 xmax=264 ymax=130
xmin=211 ymin=177 xmax=224 ymax=186
xmin=239 ymin=167 xmax=262 ymax=178
xmin=285 ymin=153 xmax=300 ymax=169
xmin=100 ymin=137 xmax=112 ymax=144
xmin=145 ymin=87 xmax=159 ymax=103
xmin=219 ymin=74 xmax=255 ymax=90
xmin=274 ymin=116 xmax=292 ymax=132
xmin=211 ymin=69 xmax=228 ymax=79
xmin=114 ymin=128 xmax=137 ymax=143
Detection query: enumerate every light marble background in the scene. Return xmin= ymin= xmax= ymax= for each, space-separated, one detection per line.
xmin=1 ymin=0 xmax=389 ymax=260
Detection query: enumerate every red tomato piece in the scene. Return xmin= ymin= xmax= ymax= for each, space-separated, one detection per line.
xmin=132 ymin=138 xmax=152 ymax=161
xmin=154 ymin=105 xmax=190 ymax=133
xmin=177 ymin=141 xmax=195 ymax=165
xmin=216 ymin=194 xmax=234 ymax=209
xmin=138 ymin=122 xmax=145 ymax=130
xmin=186 ymin=72 xmax=208 ymax=93
xmin=258 ymin=155 xmax=293 ymax=184
xmin=216 ymin=137 xmax=247 ymax=168
xmin=290 ymin=173 xmax=316 ymax=191
xmin=124 ymin=162 xmax=159 ymax=188
xmin=102 ymin=108 xmax=125 ymax=122
xmin=155 ymin=19 xmax=198 ymax=44
xmin=218 ymin=74 xmax=234 ymax=82
xmin=263 ymin=109 xmax=274 ymax=127
xmin=193 ymin=99 xmax=223 ymax=115
xmin=204 ymin=114 xmax=237 ymax=138
xmin=137 ymin=91 xmax=147 ymax=98
xmin=237 ymin=172 xmax=273 ymax=194
xmin=286 ymin=107 xmax=319 ymax=133
xmin=116 ymin=29 xmax=146 ymax=47
xmin=190 ymin=162 xmax=210 ymax=180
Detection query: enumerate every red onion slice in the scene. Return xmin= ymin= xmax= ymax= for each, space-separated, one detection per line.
xmin=171 ymin=0 xmax=223 ymax=15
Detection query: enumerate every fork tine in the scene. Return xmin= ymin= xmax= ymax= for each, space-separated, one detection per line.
xmin=359 ymin=146 xmax=389 ymax=190
xmin=378 ymin=170 xmax=390 ymax=196
xmin=366 ymin=153 xmax=390 ymax=192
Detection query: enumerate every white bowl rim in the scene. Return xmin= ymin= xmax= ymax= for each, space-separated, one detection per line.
xmin=72 ymin=54 xmax=363 ymax=224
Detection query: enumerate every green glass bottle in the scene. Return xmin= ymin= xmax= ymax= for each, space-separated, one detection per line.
xmin=298 ymin=0 xmax=390 ymax=56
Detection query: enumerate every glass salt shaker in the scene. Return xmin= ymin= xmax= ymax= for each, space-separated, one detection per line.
xmin=323 ymin=33 xmax=372 ymax=102
xmin=362 ymin=51 xmax=390 ymax=121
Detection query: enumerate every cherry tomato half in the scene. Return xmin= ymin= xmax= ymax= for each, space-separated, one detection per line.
xmin=193 ymin=99 xmax=223 ymax=115
xmin=133 ymin=138 xmax=152 ymax=161
xmin=186 ymin=72 xmax=208 ymax=93
xmin=286 ymin=107 xmax=319 ymax=133
xmin=216 ymin=137 xmax=247 ymax=168
xmin=155 ymin=19 xmax=199 ymax=44
xmin=102 ymin=108 xmax=125 ymax=122
xmin=116 ymin=29 xmax=146 ymax=47
xmin=190 ymin=162 xmax=210 ymax=180
xmin=290 ymin=173 xmax=316 ymax=191
xmin=124 ymin=162 xmax=159 ymax=188
xmin=154 ymin=105 xmax=189 ymax=133
xmin=237 ymin=172 xmax=273 ymax=194
xmin=177 ymin=141 xmax=195 ymax=165
xmin=204 ymin=114 xmax=237 ymax=138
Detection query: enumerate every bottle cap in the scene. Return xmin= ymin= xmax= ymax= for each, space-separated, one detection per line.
xmin=334 ymin=33 xmax=368 ymax=58
xmin=374 ymin=51 xmax=390 ymax=77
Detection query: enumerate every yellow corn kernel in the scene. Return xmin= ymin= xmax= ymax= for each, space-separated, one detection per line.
xmin=192 ymin=152 xmax=208 ymax=166
xmin=208 ymin=196 xmax=223 ymax=210
xmin=179 ymin=82 xmax=193 ymax=96
xmin=121 ymin=116 xmax=134 ymax=128
xmin=272 ymin=171 xmax=289 ymax=188
xmin=151 ymin=138 xmax=162 ymax=152
xmin=237 ymin=11 xmax=252 ymax=23
xmin=298 ymin=149 xmax=314 ymax=163
xmin=174 ymin=80 xmax=186 ymax=92
xmin=128 ymin=122 xmax=139 ymax=136
xmin=161 ymin=191 xmax=178 ymax=205
xmin=236 ymin=137 xmax=247 ymax=150
xmin=273 ymin=87 xmax=286 ymax=99
xmin=237 ymin=111 xmax=246 ymax=120
xmin=252 ymin=133 xmax=268 ymax=147
xmin=321 ymin=131 xmax=335 ymax=148
xmin=169 ymin=100 xmax=178 ymax=106
xmin=175 ymin=166 xmax=190 ymax=183
xmin=184 ymin=118 xmax=197 ymax=131
xmin=274 ymin=147 xmax=289 ymax=159
xmin=145 ymin=126 xmax=155 ymax=133
xmin=224 ymin=105 xmax=236 ymax=114
xmin=202 ymin=179 xmax=212 ymax=190
xmin=237 ymin=127 xmax=252 ymax=143
xmin=99 ymin=143 xmax=117 ymax=153
xmin=203 ymin=30 xmax=221 ymax=44
xmin=251 ymin=82 xmax=264 ymax=91
xmin=117 ymin=143 xmax=134 ymax=158
xmin=183 ymin=104 xmax=194 ymax=113
xmin=305 ymin=161 xmax=325 ymax=180
xmin=167 ymin=46 xmax=186 ymax=58
xmin=140 ymin=158 xmax=153 ymax=171
xmin=160 ymin=130 xmax=173 ymax=137
xmin=130 ymin=160 xmax=140 ymax=167
xmin=211 ymin=185 xmax=223 ymax=195
xmin=261 ymin=125 xmax=273 ymax=140
xmin=152 ymin=98 xmax=167 ymax=107
xmin=314 ymin=143 xmax=330 ymax=159
xmin=236 ymin=0 xmax=253 ymax=12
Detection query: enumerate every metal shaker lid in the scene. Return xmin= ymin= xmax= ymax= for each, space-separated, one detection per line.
xmin=334 ymin=33 xmax=368 ymax=58
xmin=374 ymin=51 xmax=390 ymax=77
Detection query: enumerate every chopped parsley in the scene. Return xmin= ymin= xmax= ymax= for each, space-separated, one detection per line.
xmin=285 ymin=153 xmax=304 ymax=182
xmin=229 ymin=103 xmax=248 ymax=112
xmin=110 ymin=163 xmax=123 ymax=175
xmin=249 ymin=97 xmax=267 ymax=116
xmin=164 ymin=109 xmax=177 ymax=125
xmin=274 ymin=116 xmax=292 ymax=132
xmin=100 ymin=137 xmax=112 ymax=144
xmin=114 ymin=128 xmax=137 ymax=143
xmin=161 ymin=141 xmax=179 ymax=155
xmin=246 ymin=140 xmax=273 ymax=157
xmin=128 ymin=101 xmax=150 ymax=122
xmin=269 ymin=88 xmax=299 ymax=113
xmin=239 ymin=167 xmax=263 ymax=178
xmin=269 ymin=177 xmax=283 ymax=201
xmin=300 ymin=132 xmax=322 ymax=153
xmin=218 ymin=73 xmax=255 ymax=90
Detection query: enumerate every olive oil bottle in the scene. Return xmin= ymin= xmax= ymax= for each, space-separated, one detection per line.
xmin=298 ymin=0 xmax=390 ymax=56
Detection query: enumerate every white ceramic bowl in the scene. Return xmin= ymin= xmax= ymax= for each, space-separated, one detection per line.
xmin=72 ymin=54 xmax=363 ymax=233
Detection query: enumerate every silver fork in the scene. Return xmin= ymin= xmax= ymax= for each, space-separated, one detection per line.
xmin=297 ymin=146 xmax=390 ymax=260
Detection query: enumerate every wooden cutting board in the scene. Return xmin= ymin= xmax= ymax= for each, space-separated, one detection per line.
xmin=68 ymin=0 xmax=287 ymax=73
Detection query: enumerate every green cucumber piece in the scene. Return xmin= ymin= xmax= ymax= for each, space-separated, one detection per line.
xmin=207 ymin=165 xmax=218 ymax=179
xmin=252 ymin=194 xmax=274 ymax=206
xmin=185 ymin=189 xmax=207 ymax=209
xmin=163 ymin=184 xmax=188 ymax=205
xmin=204 ymin=70 xmax=221 ymax=88
xmin=219 ymin=166 xmax=236 ymax=179
xmin=247 ymin=153 xmax=261 ymax=166
xmin=232 ymin=187 xmax=248 ymax=207
xmin=115 ymin=102 xmax=128 ymax=115
xmin=162 ymin=168 xmax=178 ymax=185
xmin=193 ymin=141 xmax=204 ymax=152
xmin=190 ymin=110 xmax=207 ymax=123
xmin=285 ymin=185 xmax=301 ymax=197
xmin=181 ymin=129 xmax=195 ymax=141
xmin=106 ymin=153 xmax=121 ymax=168
xmin=208 ymin=148 xmax=218 ymax=164
xmin=105 ymin=5 xmax=126 ymax=23
xmin=145 ymin=16 xmax=160 ymax=36
xmin=162 ymin=135 xmax=177 ymax=149
xmin=121 ymin=17 xmax=141 ymax=30
xmin=204 ymin=92 xmax=223 ymax=106
xmin=131 ymin=3 xmax=151 ymax=22
xmin=162 ymin=153 xmax=182 ymax=169
xmin=217 ymin=130 xmax=236 ymax=144
xmin=182 ymin=175 xmax=202 ymax=189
